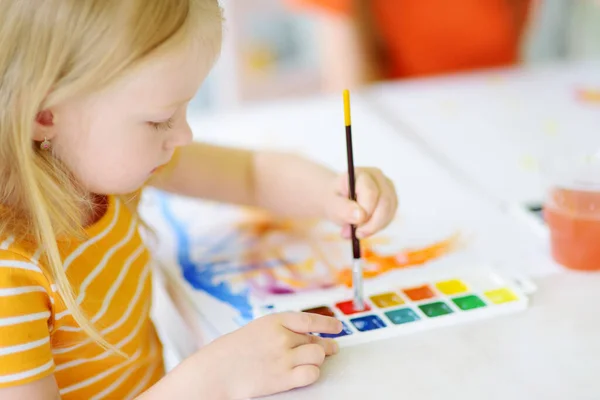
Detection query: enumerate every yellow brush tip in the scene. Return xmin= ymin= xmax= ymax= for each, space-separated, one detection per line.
xmin=343 ymin=89 xmax=351 ymax=126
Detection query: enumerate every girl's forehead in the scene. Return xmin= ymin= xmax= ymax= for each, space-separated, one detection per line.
xmin=102 ymin=45 xmax=212 ymax=112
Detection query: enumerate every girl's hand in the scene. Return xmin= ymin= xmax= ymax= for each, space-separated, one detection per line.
xmin=324 ymin=167 xmax=398 ymax=238
xmin=206 ymin=312 xmax=342 ymax=399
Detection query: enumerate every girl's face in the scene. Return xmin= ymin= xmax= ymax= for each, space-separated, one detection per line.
xmin=42 ymin=43 xmax=213 ymax=195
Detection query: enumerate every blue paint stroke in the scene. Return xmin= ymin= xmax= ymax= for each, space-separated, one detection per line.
xmin=156 ymin=193 xmax=253 ymax=321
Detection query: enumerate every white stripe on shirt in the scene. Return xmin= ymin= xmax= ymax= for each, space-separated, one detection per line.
xmin=0 ymin=311 xmax=50 ymax=328
xmin=55 ymin=244 xmax=145 ymax=333
xmin=0 ymin=261 xmax=43 ymax=274
xmin=90 ymin=362 xmax=138 ymax=400
xmin=53 ymin=263 xmax=150 ymax=355
xmin=63 ymin=200 xmax=121 ymax=271
xmin=124 ymin=338 xmax=160 ymax=400
xmin=59 ymin=348 xmax=142 ymax=396
xmin=55 ymin=215 xmax=138 ymax=321
xmin=0 ymin=236 xmax=15 ymax=250
xmin=55 ymin=301 xmax=150 ymax=371
xmin=0 ymin=286 xmax=47 ymax=297
xmin=0 ymin=337 xmax=50 ymax=357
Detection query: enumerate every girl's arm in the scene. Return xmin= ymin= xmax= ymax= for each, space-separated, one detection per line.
xmin=150 ymin=143 xmax=338 ymax=219
xmin=135 ymin=348 xmax=225 ymax=399
xmin=0 ymin=312 xmax=342 ymax=400
xmin=151 ymin=142 xmax=397 ymax=236
xmin=150 ymin=143 xmax=257 ymax=208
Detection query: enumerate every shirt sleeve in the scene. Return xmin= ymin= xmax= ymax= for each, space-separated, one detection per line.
xmin=287 ymin=0 xmax=351 ymax=14
xmin=0 ymin=250 xmax=55 ymax=388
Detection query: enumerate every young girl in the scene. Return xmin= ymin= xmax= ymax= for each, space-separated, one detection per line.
xmin=0 ymin=1 xmax=397 ymax=399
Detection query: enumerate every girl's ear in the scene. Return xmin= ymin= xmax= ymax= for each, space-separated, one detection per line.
xmin=33 ymin=109 xmax=57 ymax=141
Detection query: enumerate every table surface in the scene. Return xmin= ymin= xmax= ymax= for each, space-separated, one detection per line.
xmin=366 ymin=60 xmax=600 ymax=206
xmin=155 ymin=61 xmax=599 ymax=400
xmin=186 ymin=92 xmax=557 ymax=279
xmin=267 ymin=272 xmax=600 ymax=400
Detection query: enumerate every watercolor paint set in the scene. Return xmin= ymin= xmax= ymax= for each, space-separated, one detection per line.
xmin=253 ymin=270 xmax=533 ymax=347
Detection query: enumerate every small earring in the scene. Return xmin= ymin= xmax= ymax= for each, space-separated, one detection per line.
xmin=40 ymin=137 xmax=51 ymax=151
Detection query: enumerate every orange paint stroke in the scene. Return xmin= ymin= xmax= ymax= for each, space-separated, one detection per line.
xmin=336 ymin=233 xmax=462 ymax=287
xmin=220 ymin=210 xmax=461 ymax=293
xmin=576 ymin=88 xmax=600 ymax=104
xmin=275 ymin=274 xmax=310 ymax=289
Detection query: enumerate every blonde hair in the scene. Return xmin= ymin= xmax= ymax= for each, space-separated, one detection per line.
xmin=0 ymin=0 xmax=222 ymax=355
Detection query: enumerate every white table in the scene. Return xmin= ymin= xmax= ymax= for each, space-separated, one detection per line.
xmin=366 ymin=60 xmax=600 ymax=207
xmin=146 ymin=83 xmax=595 ymax=400
xmin=268 ymin=272 xmax=600 ymax=400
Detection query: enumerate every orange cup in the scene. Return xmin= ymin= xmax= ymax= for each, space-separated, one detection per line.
xmin=542 ymin=153 xmax=600 ymax=271
xmin=544 ymin=187 xmax=600 ymax=271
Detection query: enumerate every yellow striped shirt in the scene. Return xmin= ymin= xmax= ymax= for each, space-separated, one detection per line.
xmin=0 ymin=195 xmax=164 ymax=398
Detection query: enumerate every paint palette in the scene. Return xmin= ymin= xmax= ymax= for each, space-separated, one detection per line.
xmin=253 ymin=271 xmax=532 ymax=347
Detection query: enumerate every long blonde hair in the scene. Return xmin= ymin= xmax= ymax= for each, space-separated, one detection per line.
xmin=0 ymin=0 xmax=222 ymax=354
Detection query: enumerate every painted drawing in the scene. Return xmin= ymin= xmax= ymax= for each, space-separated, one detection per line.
xmin=147 ymin=190 xmax=459 ymax=325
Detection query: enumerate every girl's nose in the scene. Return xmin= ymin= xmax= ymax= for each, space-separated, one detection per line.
xmin=164 ymin=123 xmax=193 ymax=150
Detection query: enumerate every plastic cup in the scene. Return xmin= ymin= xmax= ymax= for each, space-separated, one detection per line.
xmin=543 ymin=154 xmax=600 ymax=271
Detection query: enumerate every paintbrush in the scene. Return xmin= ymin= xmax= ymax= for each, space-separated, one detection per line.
xmin=343 ymin=89 xmax=365 ymax=311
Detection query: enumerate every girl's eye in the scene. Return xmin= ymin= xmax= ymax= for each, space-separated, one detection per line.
xmin=149 ymin=118 xmax=174 ymax=131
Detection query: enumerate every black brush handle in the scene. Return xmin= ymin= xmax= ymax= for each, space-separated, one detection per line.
xmin=345 ymin=125 xmax=361 ymax=259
